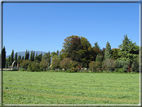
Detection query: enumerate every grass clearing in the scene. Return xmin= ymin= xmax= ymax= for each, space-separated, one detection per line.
xmin=3 ymin=71 xmax=139 ymax=104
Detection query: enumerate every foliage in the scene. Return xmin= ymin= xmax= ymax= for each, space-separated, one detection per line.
xmin=70 ymin=60 xmax=78 ymax=68
xmin=28 ymin=62 xmax=40 ymax=71
xmin=96 ymin=54 xmax=103 ymax=62
xmin=34 ymin=53 xmax=42 ymax=63
xmin=104 ymin=41 xmax=112 ymax=60
xmin=18 ymin=55 xmax=21 ymax=60
xmin=112 ymin=48 xmax=119 ymax=59
xmin=57 ymin=50 xmax=59 ymax=57
xmin=61 ymin=35 xmax=92 ymax=68
xmin=118 ymin=68 xmax=125 ymax=73
xmin=10 ymin=50 xmax=14 ymax=66
xmin=70 ymin=60 xmax=78 ymax=72
xmin=20 ymin=60 xmax=31 ymax=69
xmin=22 ymin=56 xmax=24 ymax=60
xmin=60 ymin=58 xmax=72 ymax=71
xmin=51 ymin=55 xmax=60 ymax=70
xmin=67 ymin=36 xmax=83 ymax=63
xmin=19 ymin=68 xmax=25 ymax=71
xmin=42 ymin=52 xmax=51 ymax=66
xmin=102 ymin=59 xmax=116 ymax=71
xmin=8 ymin=56 xmax=10 ymax=66
xmin=132 ymin=59 xmax=139 ymax=72
xmin=93 ymin=42 xmax=100 ymax=49
xmin=89 ymin=61 xmax=101 ymax=72
xmin=116 ymin=59 xmax=130 ymax=72
xmin=14 ymin=52 xmax=17 ymax=62
xmin=25 ymin=50 xmax=29 ymax=60
xmin=30 ymin=51 xmax=35 ymax=61
xmin=119 ymin=34 xmax=139 ymax=66
xmin=5 ymin=62 xmax=8 ymax=68
xmin=39 ymin=60 xmax=48 ymax=71
xmin=70 ymin=67 xmax=78 ymax=73
xmin=51 ymin=51 xmax=57 ymax=58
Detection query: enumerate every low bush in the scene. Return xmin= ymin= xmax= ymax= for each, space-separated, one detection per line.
xmin=65 ymin=70 xmax=71 ymax=73
xmin=70 ymin=67 xmax=78 ymax=73
xmin=118 ymin=68 xmax=124 ymax=73
xmin=19 ymin=68 xmax=25 ymax=71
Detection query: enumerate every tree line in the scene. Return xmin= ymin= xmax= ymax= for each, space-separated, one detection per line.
xmin=1 ymin=34 xmax=140 ymax=73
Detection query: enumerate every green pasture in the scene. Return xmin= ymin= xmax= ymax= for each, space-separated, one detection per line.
xmin=3 ymin=71 xmax=139 ymax=104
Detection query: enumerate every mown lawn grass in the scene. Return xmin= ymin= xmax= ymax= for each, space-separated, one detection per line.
xmin=3 ymin=71 xmax=139 ymax=104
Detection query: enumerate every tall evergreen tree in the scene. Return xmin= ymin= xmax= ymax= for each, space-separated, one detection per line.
xmin=10 ymin=50 xmax=14 ymax=65
xmin=22 ymin=56 xmax=24 ymax=60
xmin=14 ymin=52 xmax=17 ymax=62
xmin=34 ymin=53 xmax=38 ymax=61
xmin=25 ymin=50 xmax=27 ymax=60
xmin=34 ymin=53 xmax=42 ymax=63
xmin=93 ymin=42 xmax=100 ymax=49
xmin=42 ymin=52 xmax=51 ymax=64
xmin=104 ymin=41 xmax=112 ymax=60
xmin=119 ymin=34 xmax=130 ymax=51
xmin=8 ymin=56 xmax=10 ymax=66
xmin=57 ymin=50 xmax=59 ymax=58
xmin=32 ymin=51 xmax=35 ymax=61
xmin=112 ymin=49 xmax=119 ymax=59
xmin=18 ymin=55 xmax=21 ymax=60
xmin=30 ymin=51 xmax=32 ymax=61
xmin=2 ymin=47 xmax=6 ymax=68
xmin=25 ymin=50 xmax=29 ymax=60
xmin=118 ymin=34 xmax=139 ymax=67
xmin=27 ymin=51 xmax=29 ymax=60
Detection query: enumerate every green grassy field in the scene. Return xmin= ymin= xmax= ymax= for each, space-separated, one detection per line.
xmin=3 ymin=71 xmax=139 ymax=104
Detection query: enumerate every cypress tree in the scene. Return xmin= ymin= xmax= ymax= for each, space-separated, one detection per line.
xmin=104 ymin=41 xmax=112 ymax=60
xmin=10 ymin=50 xmax=14 ymax=65
xmin=25 ymin=50 xmax=27 ymax=60
xmin=32 ymin=51 xmax=35 ymax=61
xmin=14 ymin=52 xmax=17 ymax=62
xmin=30 ymin=51 xmax=32 ymax=61
xmin=18 ymin=55 xmax=21 ymax=60
xmin=25 ymin=50 xmax=29 ymax=60
xmin=22 ymin=56 xmax=24 ymax=60
xmin=27 ymin=51 xmax=29 ymax=60
xmin=8 ymin=56 xmax=10 ymax=66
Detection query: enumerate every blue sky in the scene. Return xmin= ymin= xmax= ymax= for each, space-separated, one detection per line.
xmin=3 ymin=3 xmax=139 ymax=56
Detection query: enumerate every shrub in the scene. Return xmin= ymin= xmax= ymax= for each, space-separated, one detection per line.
xmin=27 ymin=62 xmax=40 ymax=72
xmin=102 ymin=59 xmax=116 ymax=72
xmin=60 ymin=58 xmax=72 ymax=71
xmin=19 ymin=68 xmax=25 ymax=71
xmin=51 ymin=56 xmax=60 ymax=70
xmin=132 ymin=59 xmax=139 ymax=72
xmin=39 ymin=60 xmax=48 ymax=71
xmin=89 ymin=61 xmax=95 ymax=72
xmin=114 ymin=68 xmax=119 ymax=72
xmin=116 ymin=59 xmax=130 ymax=72
xmin=20 ymin=60 xmax=31 ymax=70
xmin=65 ymin=70 xmax=71 ymax=73
xmin=70 ymin=60 xmax=78 ymax=67
xmin=118 ymin=68 xmax=124 ymax=73
xmin=89 ymin=61 xmax=101 ymax=72
xmin=70 ymin=67 xmax=78 ymax=73
xmin=96 ymin=54 xmax=103 ymax=62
